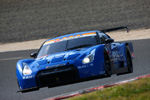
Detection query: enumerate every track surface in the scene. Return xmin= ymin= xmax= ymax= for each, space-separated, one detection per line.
xmin=0 ymin=39 xmax=150 ymax=100
xmin=0 ymin=0 xmax=150 ymax=43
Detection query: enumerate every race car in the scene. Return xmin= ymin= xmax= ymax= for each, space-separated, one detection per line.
xmin=16 ymin=26 xmax=134 ymax=92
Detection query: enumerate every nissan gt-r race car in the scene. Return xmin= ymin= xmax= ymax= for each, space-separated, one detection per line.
xmin=16 ymin=27 xmax=134 ymax=92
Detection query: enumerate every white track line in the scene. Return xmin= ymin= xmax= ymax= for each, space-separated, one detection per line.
xmin=0 ymin=57 xmax=23 ymax=61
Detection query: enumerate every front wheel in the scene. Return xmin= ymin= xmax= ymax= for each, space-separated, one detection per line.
xmin=104 ymin=51 xmax=112 ymax=77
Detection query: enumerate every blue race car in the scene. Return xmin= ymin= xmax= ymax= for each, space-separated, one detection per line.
xmin=16 ymin=27 xmax=134 ymax=92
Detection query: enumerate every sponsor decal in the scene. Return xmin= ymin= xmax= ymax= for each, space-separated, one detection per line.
xmin=44 ymin=32 xmax=96 ymax=45
xmin=78 ymin=65 xmax=87 ymax=69
xmin=111 ymin=51 xmax=123 ymax=62
xmin=23 ymin=75 xmax=33 ymax=79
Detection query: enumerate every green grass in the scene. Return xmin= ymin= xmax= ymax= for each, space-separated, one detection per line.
xmin=68 ymin=78 xmax=150 ymax=100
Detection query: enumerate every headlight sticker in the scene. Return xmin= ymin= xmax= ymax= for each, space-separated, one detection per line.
xmin=82 ymin=49 xmax=96 ymax=64
xmin=22 ymin=63 xmax=32 ymax=75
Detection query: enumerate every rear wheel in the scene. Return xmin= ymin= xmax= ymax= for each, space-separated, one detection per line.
xmin=126 ymin=47 xmax=133 ymax=73
xmin=104 ymin=51 xmax=112 ymax=77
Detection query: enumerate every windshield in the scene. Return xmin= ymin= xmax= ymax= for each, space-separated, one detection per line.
xmin=37 ymin=36 xmax=97 ymax=58
xmin=67 ymin=36 xmax=97 ymax=50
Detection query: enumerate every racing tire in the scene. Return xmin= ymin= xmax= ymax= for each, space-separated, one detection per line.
xmin=104 ymin=50 xmax=112 ymax=77
xmin=126 ymin=47 xmax=133 ymax=73
xmin=17 ymin=80 xmax=20 ymax=89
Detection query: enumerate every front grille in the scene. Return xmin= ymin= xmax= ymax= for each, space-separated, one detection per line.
xmin=36 ymin=65 xmax=78 ymax=87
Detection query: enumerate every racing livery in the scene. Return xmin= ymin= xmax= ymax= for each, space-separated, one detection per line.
xmin=16 ymin=27 xmax=134 ymax=92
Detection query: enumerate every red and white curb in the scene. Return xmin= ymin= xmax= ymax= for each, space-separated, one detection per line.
xmin=45 ymin=74 xmax=150 ymax=100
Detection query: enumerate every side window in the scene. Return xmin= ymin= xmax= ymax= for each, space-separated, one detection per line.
xmin=101 ymin=35 xmax=107 ymax=44
xmin=98 ymin=33 xmax=109 ymax=44
xmin=105 ymin=34 xmax=111 ymax=38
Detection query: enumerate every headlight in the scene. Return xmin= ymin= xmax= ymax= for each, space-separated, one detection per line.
xmin=22 ymin=63 xmax=32 ymax=75
xmin=82 ymin=49 xmax=96 ymax=64
xmin=82 ymin=57 xmax=90 ymax=64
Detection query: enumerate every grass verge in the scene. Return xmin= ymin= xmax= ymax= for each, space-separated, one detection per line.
xmin=68 ymin=78 xmax=150 ymax=100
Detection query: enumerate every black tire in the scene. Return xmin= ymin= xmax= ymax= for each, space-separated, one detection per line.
xmin=17 ymin=80 xmax=20 ymax=88
xmin=17 ymin=80 xmax=22 ymax=91
xmin=104 ymin=50 xmax=112 ymax=77
xmin=126 ymin=47 xmax=133 ymax=73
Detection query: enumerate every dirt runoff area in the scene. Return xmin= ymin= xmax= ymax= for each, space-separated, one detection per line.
xmin=0 ymin=29 xmax=150 ymax=53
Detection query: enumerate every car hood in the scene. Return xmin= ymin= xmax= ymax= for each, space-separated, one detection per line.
xmin=31 ymin=46 xmax=95 ymax=68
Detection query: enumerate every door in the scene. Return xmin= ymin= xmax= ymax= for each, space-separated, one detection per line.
xmin=98 ymin=32 xmax=121 ymax=73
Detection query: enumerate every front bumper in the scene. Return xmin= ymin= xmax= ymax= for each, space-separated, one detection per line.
xmin=17 ymin=64 xmax=79 ymax=92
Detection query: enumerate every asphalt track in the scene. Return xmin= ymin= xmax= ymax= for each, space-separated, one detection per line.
xmin=0 ymin=39 xmax=150 ymax=100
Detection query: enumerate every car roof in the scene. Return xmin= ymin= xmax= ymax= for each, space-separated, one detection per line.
xmin=45 ymin=30 xmax=101 ymax=42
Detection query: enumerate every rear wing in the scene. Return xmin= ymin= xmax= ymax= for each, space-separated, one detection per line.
xmin=101 ymin=26 xmax=129 ymax=33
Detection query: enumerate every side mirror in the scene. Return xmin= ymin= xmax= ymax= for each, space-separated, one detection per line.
xmin=30 ymin=52 xmax=37 ymax=58
xmin=105 ymin=38 xmax=114 ymax=44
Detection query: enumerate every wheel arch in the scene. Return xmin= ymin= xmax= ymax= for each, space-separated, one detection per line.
xmin=125 ymin=42 xmax=134 ymax=58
